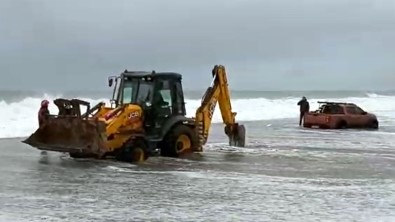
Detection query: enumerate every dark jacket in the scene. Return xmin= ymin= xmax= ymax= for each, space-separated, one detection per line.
xmin=297 ymin=99 xmax=310 ymax=113
xmin=38 ymin=107 xmax=50 ymax=126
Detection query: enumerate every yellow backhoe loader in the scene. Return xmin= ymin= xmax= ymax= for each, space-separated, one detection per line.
xmin=22 ymin=65 xmax=246 ymax=162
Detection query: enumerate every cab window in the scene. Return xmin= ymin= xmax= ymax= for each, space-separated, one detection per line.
xmin=122 ymin=81 xmax=134 ymax=104
xmin=160 ymin=89 xmax=172 ymax=106
xmin=154 ymin=80 xmax=172 ymax=114
xmin=174 ymin=81 xmax=185 ymax=115
xmin=156 ymin=80 xmax=172 ymax=107
xmin=121 ymin=78 xmax=153 ymax=105
xmin=135 ymin=81 xmax=153 ymax=103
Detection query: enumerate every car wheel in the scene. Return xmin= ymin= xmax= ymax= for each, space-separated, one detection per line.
xmin=370 ymin=120 xmax=379 ymax=129
xmin=336 ymin=120 xmax=347 ymax=129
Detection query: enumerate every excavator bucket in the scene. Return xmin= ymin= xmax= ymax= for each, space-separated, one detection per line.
xmin=22 ymin=99 xmax=109 ymax=157
xmin=226 ymin=124 xmax=246 ymax=147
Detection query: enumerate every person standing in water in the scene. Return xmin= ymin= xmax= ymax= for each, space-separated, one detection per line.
xmin=38 ymin=99 xmax=50 ymax=128
xmin=297 ymin=96 xmax=310 ymax=126
xmin=38 ymin=99 xmax=51 ymax=155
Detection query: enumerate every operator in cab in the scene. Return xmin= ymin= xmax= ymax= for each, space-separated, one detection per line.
xmin=38 ymin=99 xmax=50 ymax=128
xmin=297 ymin=96 xmax=310 ymax=126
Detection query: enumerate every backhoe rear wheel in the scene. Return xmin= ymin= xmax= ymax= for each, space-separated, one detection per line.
xmin=116 ymin=138 xmax=148 ymax=163
xmin=161 ymin=124 xmax=198 ymax=158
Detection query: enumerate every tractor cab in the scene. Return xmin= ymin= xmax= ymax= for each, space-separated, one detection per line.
xmin=108 ymin=70 xmax=188 ymax=134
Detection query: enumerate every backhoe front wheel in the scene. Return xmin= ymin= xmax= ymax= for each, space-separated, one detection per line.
xmin=161 ymin=124 xmax=198 ymax=158
xmin=69 ymin=152 xmax=94 ymax=159
xmin=116 ymin=138 xmax=148 ymax=163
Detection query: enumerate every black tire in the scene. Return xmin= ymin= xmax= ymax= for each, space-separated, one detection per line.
xmin=116 ymin=138 xmax=148 ymax=163
xmin=69 ymin=152 xmax=92 ymax=158
xmin=369 ymin=120 xmax=379 ymax=129
xmin=335 ymin=120 xmax=347 ymax=129
xmin=160 ymin=124 xmax=198 ymax=157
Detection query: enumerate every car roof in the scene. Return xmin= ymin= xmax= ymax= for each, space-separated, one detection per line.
xmin=318 ymin=101 xmax=356 ymax=106
xmin=121 ymin=70 xmax=182 ymax=80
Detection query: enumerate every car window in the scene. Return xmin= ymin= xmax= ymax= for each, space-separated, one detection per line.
xmin=354 ymin=106 xmax=365 ymax=114
xmin=346 ymin=106 xmax=358 ymax=114
xmin=322 ymin=105 xmax=344 ymax=114
xmin=331 ymin=105 xmax=344 ymax=114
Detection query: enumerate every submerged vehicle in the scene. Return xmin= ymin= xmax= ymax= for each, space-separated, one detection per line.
xmin=303 ymin=101 xmax=379 ymax=129
xmin=22 ymin=65 xmax=246 ymax=162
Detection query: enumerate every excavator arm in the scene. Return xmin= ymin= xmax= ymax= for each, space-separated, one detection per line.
xmin=194 ymin=65 xmax=246 ymax=150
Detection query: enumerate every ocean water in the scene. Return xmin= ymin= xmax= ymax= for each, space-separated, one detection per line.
xmin=0 ymin=90 xmax=395 ymax=221
xmin=0 ymin=89 xmax=394 ymax=138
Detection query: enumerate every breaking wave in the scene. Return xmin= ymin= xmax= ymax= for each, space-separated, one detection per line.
xmin=0 ymin=93 xmax=394 ymax=138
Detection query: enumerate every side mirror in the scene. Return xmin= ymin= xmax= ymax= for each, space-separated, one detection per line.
xmin=108 ymin=78 xmax=113 ymax=87
xmin=361 ymin=111 xmax=367 ymax=115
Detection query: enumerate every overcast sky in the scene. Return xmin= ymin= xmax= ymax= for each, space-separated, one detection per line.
xmin=1 ymin=0 xmax=395 ymax=91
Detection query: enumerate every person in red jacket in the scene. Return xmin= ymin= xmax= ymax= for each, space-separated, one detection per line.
xmin=38 ymin=99 xmax=50 ymax=127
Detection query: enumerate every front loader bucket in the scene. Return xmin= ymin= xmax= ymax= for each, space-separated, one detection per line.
xmin=22 ymin=116 xmax=108 ymax=157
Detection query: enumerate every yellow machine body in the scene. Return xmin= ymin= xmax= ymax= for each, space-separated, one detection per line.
xmin=23 ymin=65 xmax=246 ymax=162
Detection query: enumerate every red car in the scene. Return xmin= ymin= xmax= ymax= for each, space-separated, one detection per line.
xmin=303 ymin=101 xmax=379 ymax=129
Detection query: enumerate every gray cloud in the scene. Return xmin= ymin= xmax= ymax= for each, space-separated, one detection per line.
xmin=1 ymin=0 xmax=395 ymax=91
